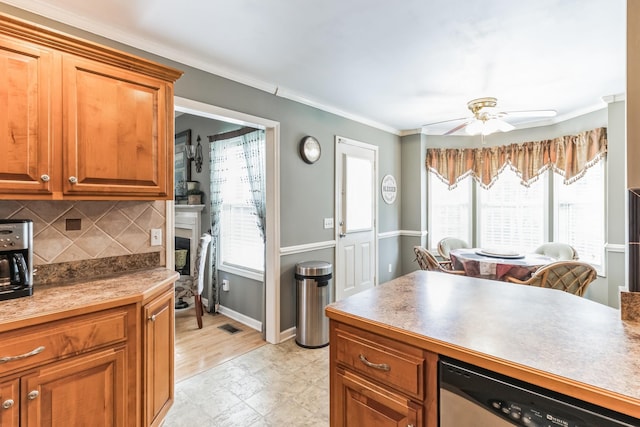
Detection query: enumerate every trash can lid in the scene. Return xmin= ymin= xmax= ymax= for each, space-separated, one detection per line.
xmin=296 ymin=261 xmax=332 ymax=276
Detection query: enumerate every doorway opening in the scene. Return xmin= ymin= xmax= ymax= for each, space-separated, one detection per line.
xmin=171 ymin=96 xmax=281 ymax=344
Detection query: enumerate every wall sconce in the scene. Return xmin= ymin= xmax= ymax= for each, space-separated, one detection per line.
xmin=184 ymin=144 xmax=196 ymax=163
xmin=195 ymin=135 xmax=203 ymax=173
xmin=184 ymin=135 xmax=203 ymax=174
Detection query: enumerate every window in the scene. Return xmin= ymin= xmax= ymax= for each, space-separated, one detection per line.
xmin=428 ymin=161 xmax=605 ymax=273
xmin=218 ymin=139 xmax=264 ymax=275
xmin=428 ymin=175 xmax=472 ymax=249
xmin=554 ymin=163 xmax=605 ymax=272
xmin=477 ymin=169 xmax=546 ymax=253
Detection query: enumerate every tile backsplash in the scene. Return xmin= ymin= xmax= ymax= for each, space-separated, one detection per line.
xmin=0 ymin=200 xmax=166 ymax=266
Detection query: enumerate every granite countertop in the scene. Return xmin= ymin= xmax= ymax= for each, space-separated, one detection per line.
xmin=326 ymin=270 xmax=640 ymax=417
xmin=0 ymin=267 xmax=179 ymax=332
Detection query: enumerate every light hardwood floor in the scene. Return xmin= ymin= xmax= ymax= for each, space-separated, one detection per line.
xmin=174 ymin=306 xmax=266 ymax=382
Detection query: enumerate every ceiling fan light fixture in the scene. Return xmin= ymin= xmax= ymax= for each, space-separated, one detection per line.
xmin=465 ymin=118 xmax=515 ymax=136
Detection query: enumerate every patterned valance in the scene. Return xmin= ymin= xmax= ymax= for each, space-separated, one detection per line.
xmin=426 ymin=127 xmax=607 ymax=189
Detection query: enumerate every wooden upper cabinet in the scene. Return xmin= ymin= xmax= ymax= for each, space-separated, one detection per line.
xmin=0 ymin=35 xmax=55 ymax=196
xmin=63 ymin=55 xmax=170 ymax=197
xmin=0 ymin=13 xmax=182 ymax=200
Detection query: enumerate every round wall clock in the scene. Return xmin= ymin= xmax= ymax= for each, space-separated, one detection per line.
xmin=300 ymin=136 xmax=321 ymax=164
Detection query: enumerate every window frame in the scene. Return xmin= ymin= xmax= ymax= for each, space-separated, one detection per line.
xmin=214 ymin=137 xmax=265 ymax=282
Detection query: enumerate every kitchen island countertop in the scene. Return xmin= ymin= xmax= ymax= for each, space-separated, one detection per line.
xmin=326 ymin=270 xmax=640 ymax=418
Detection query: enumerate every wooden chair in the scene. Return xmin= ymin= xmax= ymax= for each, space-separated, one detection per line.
xmin=504 ymin=260 xmax=596 ymax=296
xmin=413 ymin=246 xmax=466 ymax=275
xmin=175 ymin=233 xmax=212 ymax=329
xmin=533 ymin=242 xmax=579 ymax=260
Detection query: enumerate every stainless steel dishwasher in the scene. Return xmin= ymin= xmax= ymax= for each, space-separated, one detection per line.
xmin=439 ymin=357 xmax=638 ymax=427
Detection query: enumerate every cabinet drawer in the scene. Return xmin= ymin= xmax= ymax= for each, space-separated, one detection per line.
xmin=0 ymin=308 xmax=129 ymax=375
xmin=335 ymin=326 xmax=425 ymax=399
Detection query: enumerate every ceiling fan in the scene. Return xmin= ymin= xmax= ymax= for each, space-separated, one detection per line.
xmin=424 ymin=97 xmax=557 ymax=136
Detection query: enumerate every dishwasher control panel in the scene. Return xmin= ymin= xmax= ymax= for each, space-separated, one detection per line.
xmin=439 ymin=358 xmax=638 ymax=427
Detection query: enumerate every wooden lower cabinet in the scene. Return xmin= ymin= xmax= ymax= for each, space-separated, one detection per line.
xmin=22 ymin=347 xmax=127 ymax=426
xmin=0 ymin=287 xmax=175 ymax=427
xmin=143 ymin=290 xmax=174 ymax=427
xmin=330 ymin=322 xmax=438 ymax=427
xmin=336 ymin=369 xmax=423 ymax=427
xmin=0 ymin=378 xmax=20 ymax=427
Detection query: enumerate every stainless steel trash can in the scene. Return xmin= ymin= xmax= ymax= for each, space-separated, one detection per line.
xmin=295 ymin=261 xmax=332 ymax=348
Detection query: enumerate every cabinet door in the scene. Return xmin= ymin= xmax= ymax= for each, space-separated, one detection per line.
xmin=62 ymin=55 xmax=172 ymax=198
xmin=335 ymin=369 xmax=423 ymax=427
xmin=22 ymin=347 xmax=127 ymax=427
xmin=0 ymin=35 xmax=55 ymax=195
xmin=0 ymin=378 xmax=19 ymax=427
xmin=143 ymin=290 xmax=174 ymax=427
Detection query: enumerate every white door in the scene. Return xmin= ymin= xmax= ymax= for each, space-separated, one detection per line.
xmin=335 ymin=136 xmax=378 ymax=301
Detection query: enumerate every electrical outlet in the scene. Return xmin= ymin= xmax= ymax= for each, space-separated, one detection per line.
xmin=323 ymin=218 xmax=334 ymax=229
xmin=150 ymin=229 xmax=162 ymax=246
xmin=388 ymin=263 xmax=392 ymax=273
xmin=222 ymin=279 xmax=230 ymax=292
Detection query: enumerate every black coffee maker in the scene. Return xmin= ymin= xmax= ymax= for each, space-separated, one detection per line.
xmin=0 ymin=219 xmax=33 ymax=301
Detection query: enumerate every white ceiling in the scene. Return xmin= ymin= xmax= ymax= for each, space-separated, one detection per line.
xmin=2 ymin=0 xmax=626 ymax=134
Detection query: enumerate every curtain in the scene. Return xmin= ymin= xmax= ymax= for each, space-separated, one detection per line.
xmin=207 ymin=136 xmax=228 ymax=313
xmin=426 ymin=127 xmax=607 ymax=189
xmin=207 ymin=128 xmax=266 ymax=313
xmin=242 ymin=130 xmax=266 ymax=242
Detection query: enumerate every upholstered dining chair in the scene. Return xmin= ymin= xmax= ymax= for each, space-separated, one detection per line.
xmin=175 ymin=233 xmax=212 ymax=329
xmin=533 ymin=242 xmax=579 ymax=260
xmin=413 ymin=246 xmax=466 ymax=275
xmin=436 ymin=237 xmax=471 ymax=269
xmin=504 ymin=260 xmax=596 ymax=297
xmin=437 ymin=237 xmax=471 ymax=260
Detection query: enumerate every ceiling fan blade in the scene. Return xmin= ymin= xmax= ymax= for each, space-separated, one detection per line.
xmin=504 ymin=109 xmax=557 ymax=118
xmin=444 ymin=120 xmax=473 ymax=135
xmin=421 ymin=116 xmax=469 ymax=127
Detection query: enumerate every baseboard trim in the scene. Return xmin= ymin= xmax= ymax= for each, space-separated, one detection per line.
xmin=279 ymin=326 xmax=296 ymax=343
xmin=216 ymin=305 xmax=262 ymax=332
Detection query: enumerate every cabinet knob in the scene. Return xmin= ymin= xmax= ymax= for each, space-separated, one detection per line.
xmin=40 ymin=174 xmax=50 ymax=182
xmin=27 ymin=390 xmax=39 ymax=400
xmin=148 ymin=314 xmax=157 ymax=322
xmin=68 ymin=176 xmax=78 ymax=184
xmin=2 ymin=399 xmax=14 ymax=409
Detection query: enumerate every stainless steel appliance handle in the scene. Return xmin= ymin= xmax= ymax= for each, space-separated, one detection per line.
xmin=358 ymin=354 xmax=390 ymax=371
xmin=0 ymin=346 xmax=45 ymax=364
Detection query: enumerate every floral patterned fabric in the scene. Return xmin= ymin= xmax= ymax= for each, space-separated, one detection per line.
xmin=426 ymin=127 xmax=607 ymax=189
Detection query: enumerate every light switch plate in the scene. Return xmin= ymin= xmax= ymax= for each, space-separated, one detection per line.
xmin=150 ymin=229 xmax=162 ymax=246
xmin=323 ymin=218 xmax=334 ymax=229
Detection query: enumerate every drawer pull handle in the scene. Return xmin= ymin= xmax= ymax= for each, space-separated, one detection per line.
xmin=0 ymin=346 xmax=45 ymax=364
xmin=2 ymin=399 xmax=14 ymax=409
xmin=359 ymin=354 xmax=390 ymax=371
xmin=27 ymin=390 xmax=39 ymax=400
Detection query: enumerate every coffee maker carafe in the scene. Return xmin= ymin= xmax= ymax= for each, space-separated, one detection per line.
xmin=0 ymin=219 xmax=33 ymax=301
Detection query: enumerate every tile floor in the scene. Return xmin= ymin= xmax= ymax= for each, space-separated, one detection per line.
xmin=164 ymin=339 xmax=330 ymax=426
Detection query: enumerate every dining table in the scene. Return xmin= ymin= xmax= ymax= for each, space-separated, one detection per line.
xmin=449 ymin=248 xmax=557 ymax=281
